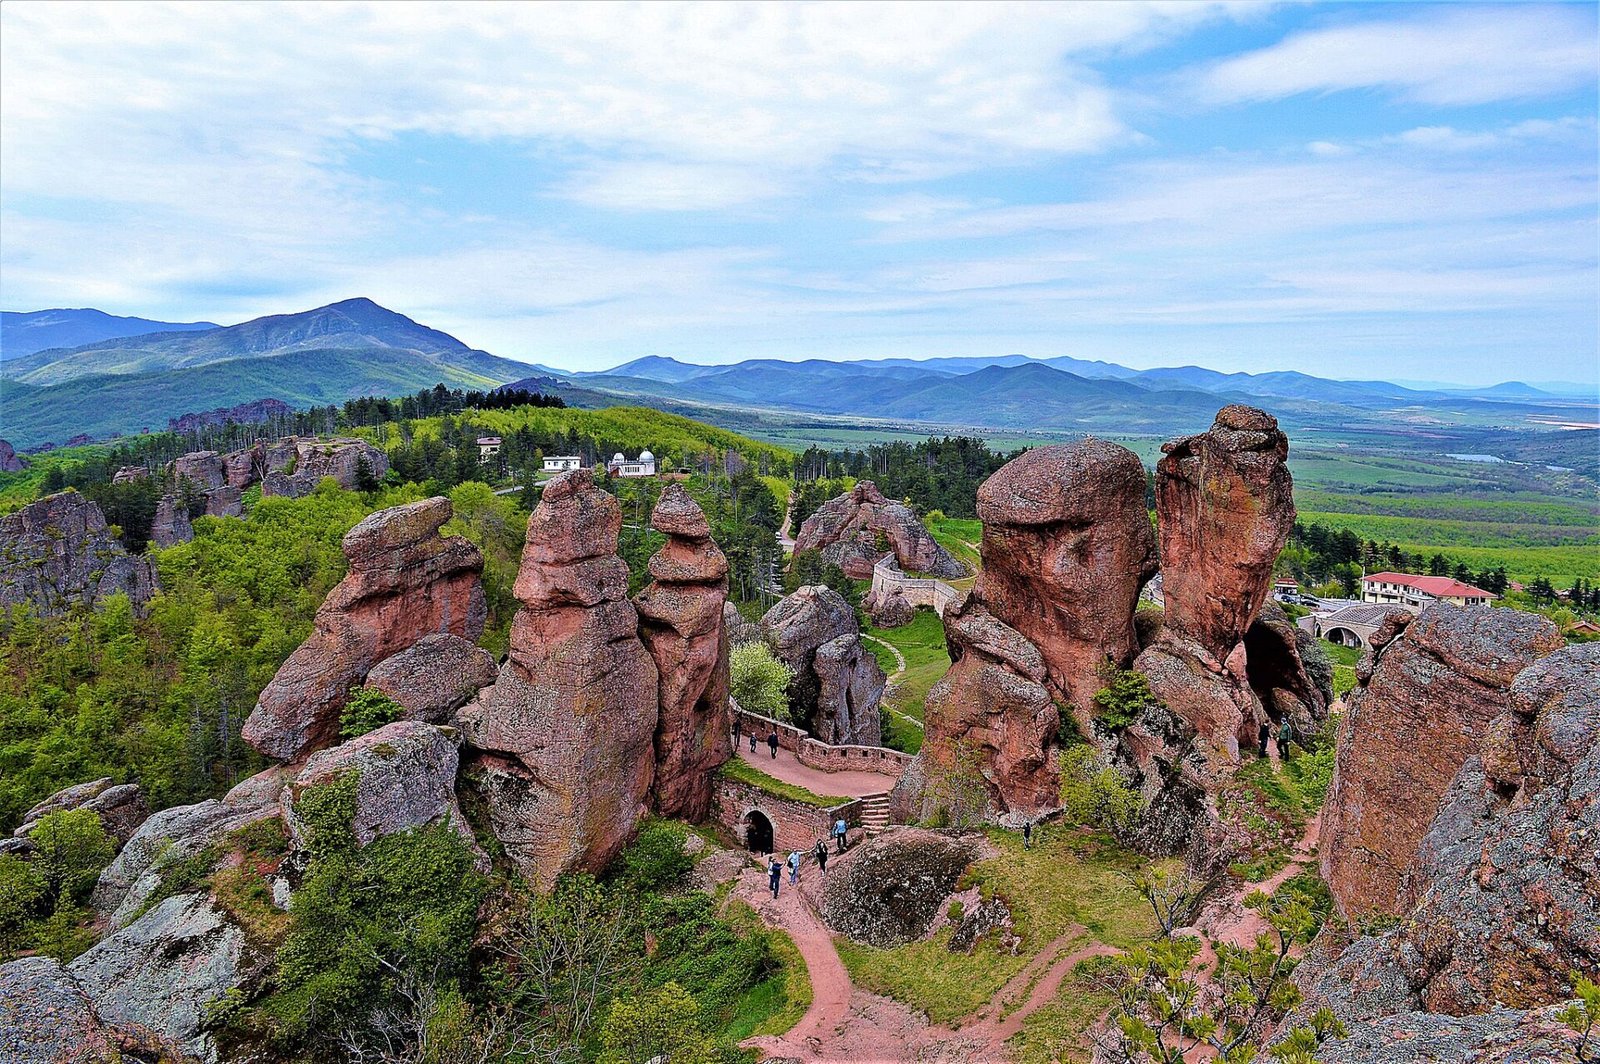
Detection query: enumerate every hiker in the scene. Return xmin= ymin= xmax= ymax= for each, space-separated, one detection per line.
xmin=749 ymin=730 xmax=757 ymax=754
xmin=833 ymin=817 xmax=848 ymax=853
xmin=815 ymin=839 xmax=829 ymax=877
xmin=767 ymin=855 xmax=782 ymax=898
xmin=1023 ymin=820 xmax=1033 ymax=850
xmin=1257 ymin=721 xmax=1270 ymax=758
xmin=786 ymin=850 xmax=801 ymax=885
xmin=767 ymin=729 xmax=779 ymax=759
xmin=1277 ymin=718 xmax=1294 ymax=758
xmin=734 ymin=716 xmax=742 ymax=748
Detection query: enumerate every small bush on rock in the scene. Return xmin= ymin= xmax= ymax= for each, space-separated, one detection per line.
xmin=1059 ymin=746 xmax=1141 ymax=837
xmin=339 ymin=687 xmax=405 ymax=740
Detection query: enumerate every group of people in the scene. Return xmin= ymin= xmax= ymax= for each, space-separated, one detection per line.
xmin=764 ymin=817 xmax=852 ymax=899
xmin=1257 ymin=717 xmax=1295 ymax=759
xmin=734 ymin=716 xmax=780 ymax=759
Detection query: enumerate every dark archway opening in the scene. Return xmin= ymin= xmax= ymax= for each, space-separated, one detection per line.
xmin=744 ymin=810 xmax=774 ymax=854
xmin=1325 ymin=627 xmax=1361 ymax=648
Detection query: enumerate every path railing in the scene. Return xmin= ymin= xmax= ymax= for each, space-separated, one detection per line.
xmin=732 ymin=707 xmax=913 ymax=780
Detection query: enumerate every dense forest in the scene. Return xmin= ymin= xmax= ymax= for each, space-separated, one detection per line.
xmin=791 ymin=437 xmax=1015 ymax=519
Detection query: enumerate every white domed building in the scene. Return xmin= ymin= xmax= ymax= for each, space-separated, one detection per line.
xmin=607 ymin=449 xmax=657 ymax=478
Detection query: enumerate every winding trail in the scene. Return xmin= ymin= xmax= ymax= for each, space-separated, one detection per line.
xmin=860 ymin=634 xmax=924 ymax=732
xmin=778 ymin=490 xmax=797 ymax=551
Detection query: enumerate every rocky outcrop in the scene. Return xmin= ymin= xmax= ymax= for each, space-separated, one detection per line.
xmin=242 ymin=497 xmax=485 ymax=762
xmin=461 ymin=470 xmax=658 ymax=889
xmin=171 ymin=450 xmax=226 ymax=491
xmin=203 ymin=485 xmax=243 ymax=518
xmin=70 ymin=892 xmax=264 ymax=1064
xmin=1288 ymin=641 xmax=1595 ymax=1058
xmin=0 ymin=957 xmax=121 ymax=1064
xmin=1319 ymin=604 xmax=1563 ymax=920
xmin=13 ymin=778 xmax=149 ymax=847
xmin=906 ymin=596 xmax=1058 ymax=814
xmin=150 ymin=494 xmax=193 ymax=547
xmin=222 ymin=444 xmax=263 ymax=489
xmin=261 ymin=437 xmax=389 ymax=497
xmin=0 ymin=439 xmax=25 ymax=473
xmin=0 ymin=491 xmax=157 ymax=617
xmin=862 ymin=574 xmax=915 ymax=628
xmin=363 ymin=633 xmax=498 ymax=724
xmin=793 ymin=480 xmax=964 ymax=579
xmin=974 ymin=440 xmax=1157 ymax=720
xmin=817 ymin=828 xmax=978 ymax=947
xmin=633 ymin=484 xmax=731 ymax=821
xmin=724 ymin=600 xmax=761 ymax=646
xmin=760 ymin=585 xmax=885 ymax=746
xmin=111 ymin=465 xmax=148 ymax=484
xmin=286 ymin=720 xmax=476 ymax=850
xmin=167 ymin=398 xmax=293 ymax=435
xmin=1244 ymin=603 xmax=1332 ymax=739
xmin=92 ymin=778 xmax=282 ymax=929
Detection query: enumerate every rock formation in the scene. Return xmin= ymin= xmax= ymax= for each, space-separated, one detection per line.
xmin=171 ymin=450 xmax=227 ymax=491
xmin=242 ymin=497 xmax=486 ymax=762
xmin=13 ymin=777 xmax=149 ymax=847
xmin=974 ymin=439 xmax=1157 ymax=720
xmin=1242 ymin=603 xmax=1332 ymax=739
xmin=1286 ymin=640 xmax=1595 ymax=1060
xmin=261 ymin=438 xmax=389 ymax=497
xmin=862 ymin=569 xmax=916 ymax=628
xmin=1135 ymin=406 xmax=1299 ymax=763
xmin=1319 ymin=604 xmax=1562 ymax=920
xmin=793 ymin=480 xmax=965 ymax=579
xmin=111 ymin=465 xmax=148 ymax=484
xmin=724 ymin=600 xmax=762 ymax=646
xmin=223 ymin=445 xmax=262 ymax=489
xmin=0 ymin=957 xmax=122 ymax=1064
xmin=363 ymin=633 xmax=498 ymax=724
xmin=150 ymin=494 xmax=194 ymax=547
xmin=461 ymin=469 xmax=658 ymax=889
xmin=760 ymin=585 xmax=885 ymax=746
xmin=0 ymin=491 xmax=158 ymax=617
xmin=286 ymin=720 xmax=477 ymax=850
xmin=817 ymin=828 xmax=979 ymax=947
xmin=0 ymin=439 xmax=25 ymax=473
xmin=633 ymin=484 xmax=732 ymax=821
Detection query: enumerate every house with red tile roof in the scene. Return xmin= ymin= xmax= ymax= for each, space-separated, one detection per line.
xmin=1360 ymin=571 xmax=1494 ymax=612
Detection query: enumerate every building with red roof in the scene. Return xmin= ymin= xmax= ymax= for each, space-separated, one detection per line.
xmin=1360 ymin=572 xmax=1494 ymax=612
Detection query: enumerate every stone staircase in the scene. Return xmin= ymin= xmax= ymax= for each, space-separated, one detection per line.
xmin=859 ymin=792 xmax=891 ymax=831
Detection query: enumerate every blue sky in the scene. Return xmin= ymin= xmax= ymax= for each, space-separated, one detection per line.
xmin=1 ymin=1 xmax=1595 ymax=384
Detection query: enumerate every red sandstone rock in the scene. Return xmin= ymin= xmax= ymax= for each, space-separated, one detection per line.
xmin=760 ymin=585 xmax=885 ymax=745
xmin=462 ymin=470 xmax=658 ymax=889
xmin=222 ymin=445 xmax=261 ymax=490
xmin=260 ymin=438 xmax=389 ymax=497
xmin=633 ymin=484 xmax=731 ymax=821
xmin=0 ymin=491 xmax=158 ymax=617
xmin=203 ymin=486 xmax=243 ymax=519
xmin=1319 ymin=603 xmax=1563 ymax=920
xmin=793 ymin=480 xmax=964 ymax=579
xmin=364 ymin=633 xmax=498 ymax=724
xmin=0 ymin=439 xmax=23 ymax=473
xmin=171 ymin=451 xmax=226 ymax=491
xmin=241 ymin=496 xmax=486 ymax=762
xmin=974 ymin=439 xmax=1157 ymax=721
xmin=150 ymin=495 xmax=193 ymax=548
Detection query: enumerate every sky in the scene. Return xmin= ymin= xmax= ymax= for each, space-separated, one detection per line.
xmin=1 ymin=1 xmax=1596 ymax=385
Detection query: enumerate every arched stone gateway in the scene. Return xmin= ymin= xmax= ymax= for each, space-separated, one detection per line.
xmin=743 ymin=809 xmax=774 ymax=854
xmin=1325 ymin=626 xmax=1362 ymax=648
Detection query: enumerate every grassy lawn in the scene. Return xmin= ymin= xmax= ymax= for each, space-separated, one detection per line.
xmin=721 ymin=899 xmax=812 ymax=1040
xmin=866 ymin=609 xmax=951 ymax=754
xmin=834 ymin=826 xmax=1162 ymax=1025
xmin=719 ymin=758 xmax=847 ymax=808
xmin=926 ymin=516 xmax=983 ymax=573
xmin=1319 ymin=639 xmax=1360 ymax=698
xmin=1006 ymin=959 xmax=1119 ymax=1064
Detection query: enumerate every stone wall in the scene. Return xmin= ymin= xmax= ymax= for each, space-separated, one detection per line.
xmin=711 ymin=777 xmax=862 ymax=854
xmin=868 ymin=556 xmax=960 ymax=616
xmin=732 ymin=708 xmax=912 ymax=779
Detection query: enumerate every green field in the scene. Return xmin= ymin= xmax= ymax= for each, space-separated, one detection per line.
xmin=866 ymin=608 xmax=952 ymax=755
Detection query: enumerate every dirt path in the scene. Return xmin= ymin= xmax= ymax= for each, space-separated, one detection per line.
xmin=861 ymin=635 xmax=925 ymax=733
xmin=778 ymin=490 xmax=797 ymax=550
xmin=734 ymin=740 xmax=899 ymax=798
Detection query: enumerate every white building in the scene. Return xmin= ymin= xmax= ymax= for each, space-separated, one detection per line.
xmin=542 ymin=455 xmax=584 ymax=473
xmin=607 ymin=450 xmax=656 ymax=478
xmin=1360 ymin=572 xmax=1493 ymax=612
xmin=476 ymin=436 xmax=502 ymax=459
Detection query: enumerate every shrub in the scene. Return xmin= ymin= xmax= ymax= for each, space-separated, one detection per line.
xmin=339 ymin=687 xmax=404 ymax=740
xmin=729 ymin=642 xmax=795 ymax=722
xmin=1091 ymin=664 xmax=1163 ymax=731
xmin=1059 ymin=746 xmax=1140 ymax=836
xmin=30 ymin=808 xmax=116 ymax=905
xmin=599 ymin=982 xmax=722 ymax=1064
xmin=0 ymin=855 xmax=48 ymax=960
xmin=612 ymin=819 xmax=692 ymax=895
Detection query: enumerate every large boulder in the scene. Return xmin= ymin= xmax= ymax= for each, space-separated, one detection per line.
xmin=461 ymin=470 xmax=658 ymax=889
xmin=14 ymin=778 xmax=149 ymax=847
xmin=0 ymin=957 xmax=121 ymax=1064
xmin=171 ymin=450 xmax=226 ymax=491
xmin=0 ymin=439 xmax=24 ymax=473
xmin=242 ymin=497 xmax=486 ymax=762
xmin=69 ymin=893 xmax=264 ymax=1064
xmin=0 ymin=491 xmax=158 ymax=617
xmin=633 ymin=484 xmax=732 ymax=821
xmin=286 ymin=720 xmax=476 ymax=850
xmin=150 ymin=494 xmax=193 ymax=547
xmin=203 ymin=484 xmax=243 ymax=518
xmin=760 ymin=585 xmax=885 ymax=746
xmin=222 ymin=444 xmax=263 ymax=489
xmin=261 ymin=437 xmax=389 ymax=497
xmin=901 ymin=596 xmax=1058 ymax=815
xmin=363 ymin=633 xmax=498 ymax=723
xmin=1319 ymin=604 xmax=1563 ymax=920
xmin=817 ymin=828 xmax=979 ymax=947
xmin=974 ymin=439 xmax=1157 ymax=721
xmin=793 ymin=480 xmax=964 ymax=579
xmin=1243 ymin=603 xmax=1333 ymax=739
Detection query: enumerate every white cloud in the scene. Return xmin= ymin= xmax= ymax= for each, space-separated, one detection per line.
xmin=1199 ymin=7 xmax=1598 ymax=106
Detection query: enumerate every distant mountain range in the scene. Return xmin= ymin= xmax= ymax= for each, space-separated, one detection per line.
xmin=1 ymin=309 xmax=218 ymax=360
xmin=0 ymin=297 xmax=1594 ymax=449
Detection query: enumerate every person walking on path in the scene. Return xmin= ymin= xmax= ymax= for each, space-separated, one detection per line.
xmin=1276 ymin=718 xmax=1294 ymax=759
xmin=734 ymin=716 xmax=742 ymax=749
xmin=767 ymin=729 xmax=780 ymax=759
xmin=833 ymin=817 xmax=848 ymax=853
xmin=767 ymin=855 xmax=782 ymax=899
xmin=815 ymin=839 xmax=829 ymax=877
xmin=786 ymin=850 xmax=801 ymax=886
xmin=749 ymin=730 xmax=758 ymax=754
xmin=1023 ymin=820 xmax=1032 ymax=850
xmin=1257 ymin=721 xmax=1270 ymax=758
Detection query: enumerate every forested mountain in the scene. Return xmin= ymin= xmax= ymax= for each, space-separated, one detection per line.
xmin=0 ymin=308 xmax=218 ymax=360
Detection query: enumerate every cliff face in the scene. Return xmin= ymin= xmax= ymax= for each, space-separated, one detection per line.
xmin=761 ymin=585 xmax=885 ymax=746
xmin=793 ymin=480 xmax=965 ymax=579
xmin=0 ymin=491 xmax=157 ymax=617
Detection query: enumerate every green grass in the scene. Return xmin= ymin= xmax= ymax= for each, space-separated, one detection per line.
xmin=835 ymin=826 xmax=1161 ymax=1024
xmin=1006 ymin=960 xmax=1119 ymax=1064
xmin=721 ymin=899 xmax=811 ymax=1040
xmin=718 ymin=758 xmax=846 ymax=808
xmin=865 ymin=609 xmax=952 ymax=750
xmin=926 ymin=516 xmax=983 ymax=572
